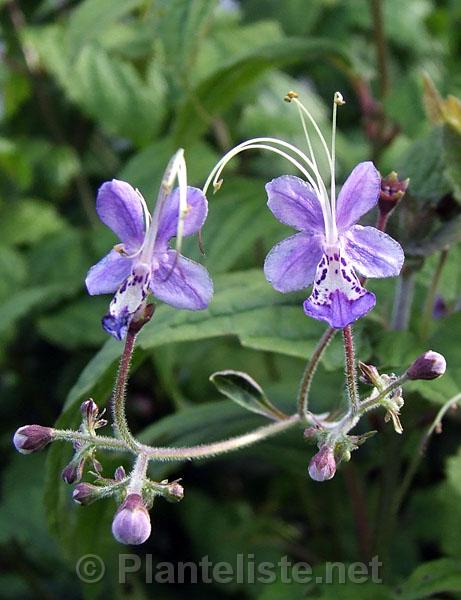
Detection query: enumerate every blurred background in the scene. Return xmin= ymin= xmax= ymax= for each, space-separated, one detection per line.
xmin=1 ymin=0 xmax=461 ymax=598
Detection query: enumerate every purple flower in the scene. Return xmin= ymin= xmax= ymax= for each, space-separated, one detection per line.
xmin=203 ymin=92 xmax=403 ymax=329
xmin=112 ymin=493 xmax=151 ymax=545
xmin=86 ymin=150 xmax=213 ymax=340
xmin=264 ymin=162 xmax=404 ymax=328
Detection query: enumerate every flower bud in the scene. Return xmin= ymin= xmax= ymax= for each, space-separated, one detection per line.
xmin=72 ymin=483 xmax=100 ymax=506
xmin=62 ymin=458 xmax=85 ymax=484
xmin=114 ymin=466 xmax=126 ymax=482
xmin=358 ymin=361 xmax=380 ymax=386
xmin=112 ymin=494 xmax=151 ymax=545
xmin=13 ymin=425 xmax=53 ymax=454
xmin=378 ymin=171 xmax=409 ymax=216
xmin=164 ymin=481 xmax=184 ymax=503
xmin=407 ymin=351 xmax=446 ymax=381
xmin=81 ymin=399 xmax=99 ymax=419
xmin=308 ymin=445 xmax=336 ymax=482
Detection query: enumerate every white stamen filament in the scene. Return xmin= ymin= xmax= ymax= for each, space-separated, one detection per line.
xmin=202 ymin=93 xmax=344 ymax=246
xmin=203 ymin=138 xmax=325 ymax=203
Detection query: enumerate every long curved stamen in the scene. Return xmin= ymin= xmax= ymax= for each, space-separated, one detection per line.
xmin=202 ymin=137 xmax=321 ymax=197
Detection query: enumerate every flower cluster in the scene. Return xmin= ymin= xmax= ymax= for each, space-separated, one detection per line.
xmin=11 ymin=93 xmax=449 ymax=547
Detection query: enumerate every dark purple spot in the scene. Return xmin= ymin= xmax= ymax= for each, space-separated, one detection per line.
xmin=341 ymin=257 xmax=346 ymax=266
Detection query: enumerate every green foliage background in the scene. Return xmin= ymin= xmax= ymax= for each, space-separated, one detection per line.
xmin=1 ymin=0 xmax=461 ymax=598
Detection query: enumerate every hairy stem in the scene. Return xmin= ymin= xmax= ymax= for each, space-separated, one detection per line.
xmin=128 ymin=453 xmax=149 ymax=494
xmin=359 ymin=374 xmax=408 ymax=414
xmin=298 ymin=327 xmax=337 ymax=419
xmin=52 ymin=429 xmax=129 ymax=451
xmin=140 ymin=414 xmax=300 ymax=461
xmin=112 ymin=330 xmax=141 ymax=452
xmin=343 ymin=325 xmax=360 ymax=415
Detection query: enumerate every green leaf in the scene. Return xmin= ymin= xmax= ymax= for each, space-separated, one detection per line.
xmin=446 ymin=447 xmax=461 ymax=498
xmin=395 ymin=558 xmax=461 ymax=600
xmin=73 ymin=45 xmax=166 ymax=145
xmin=210 ymin=370 xmax=285 ymax=418
xmin=173 ymin=38 xmax=353 ymax=143
xmin=399 ymin=127 xmax=452 ymax=205
xmin=0 ymin=284 xmax=73 ymax=337
xmin=0 ymin=198 xmax=65 ymax=246
xmin=37 ymin=296 xmax=108 ymax=349
xmin=67 ymin=0 xmax=145 ymax=55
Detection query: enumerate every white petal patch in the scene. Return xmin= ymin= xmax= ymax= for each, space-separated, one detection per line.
xmin=102 ymin=262 xmax=151 ymax=340
xmin=309 ymin=245 xmax=366 ymax=307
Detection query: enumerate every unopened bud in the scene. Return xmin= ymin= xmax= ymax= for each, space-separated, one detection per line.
xmin=62 ymin=458 xmax=85 ymax=484
xmin=13 ymin=425 xmax=53 ymax=454
xmin=407 ymin=351 xmax=446 ymax=381
xmin=114 ymin=466 xmax=126 ymax=482
xmin=72 ymin=483 xmax=100 ymax=506
xmin=164 ymin=481 xmax=184 ymax=503
xmin=358 ymin=361 xmax=380 ymax=386
xmin=81 ymin=399 xmax=98 ymax=419
xmin=112 ymin=494 xmax=151 ymax=545
xmin=308 ymin=446 xmax=336 ymax=482
xmin=379 ymin=171 xmax=409 ymax=216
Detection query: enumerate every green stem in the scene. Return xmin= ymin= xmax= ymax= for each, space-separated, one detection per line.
xmin=420 ymin=248 xmax=448 ymax=340
xmin=392 ymin=393 xmax=461 ymax=516
xmin=343 ymin=325 xmax=360 ymax=415
xmin=112 ymin=329 xmax=141 ymax=452
xmin=140 ymin=414 xmax=300 ymax=461
xmin=52 ymin=429 xmax=128 ymax=451
xmin=128 ymin=453 xmax=149 ymax=494
xmin=297 ymin=327 xmax=336 ymax=419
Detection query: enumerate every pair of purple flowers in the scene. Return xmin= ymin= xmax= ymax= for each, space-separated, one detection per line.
xmin=86 ymin=99 xmax=404 ymax=339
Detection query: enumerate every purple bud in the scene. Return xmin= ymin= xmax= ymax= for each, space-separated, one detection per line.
xmin=308 ymin=446 xmax=336 ymax=482
xmin=72 ymin=483 xmax=100 ymax=506
xmin=114 ymin=466 xmax=126 ymax=481
xmin=13 ymin=425 xmax=53 ymax=454
xmin=81 ymin=399 xmax=99 ymax=419
xmin=407 ymin=351 xmax=447 ymax=381
xmin=62 ymin=458 xmax=85 ymax=484
xmin=378 ymin=171 xmax=409 ymax=216
xmin=112 ymin=494 xmax=151 ymax=545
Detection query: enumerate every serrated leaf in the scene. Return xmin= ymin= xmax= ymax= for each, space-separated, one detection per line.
xmin=210 ymin=370 xmax=284 ymax=418
xmin=73 ymin=45 xmax=166 ymax=145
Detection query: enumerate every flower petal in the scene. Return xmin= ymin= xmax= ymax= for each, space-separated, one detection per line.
xmin=344 ymin=225 xmax=404 ymax=278
xmin=335 ymin=162 xmax=380 ymax=231
xmin=303 ymin=247 xmax=376 ymax=328
xmin=264 ymin=233 xmax=323 ymax=292
xmin=150 ymin=251 xmax=213 ymax=310
xmin=102 ymin=263 xmax=151 ymax=340
xmin=156 ymin=187 xmax=208 ymax=243
xmin=304 ymin=289 xmax=376 ymax=329
xmin=266 ymin=175 xmax=325 ymax=233
xmin=96 ymin=179 xmax=145 ymax=250
xmin=85 ymin=250 xmax=133 ymax=295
